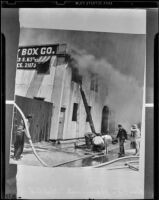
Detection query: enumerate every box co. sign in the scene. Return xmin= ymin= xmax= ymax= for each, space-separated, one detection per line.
xmin=17 ymin=45 xmax=59 ymax=69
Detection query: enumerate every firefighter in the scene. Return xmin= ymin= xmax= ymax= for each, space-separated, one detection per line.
xmin=92 ymin=133 xmax=105 ymax=152
xmin=14 ymin=115 xmax=32 ymax=160
xmin=84 ymin=132 xmax=96 ymax=149
xmin=131 ymin=124 xmax=141 ymax=155
xmin=116 ymin=124 xmax=127 ymax=157
xmin=84 ymin=132 xmax=107 ymax=153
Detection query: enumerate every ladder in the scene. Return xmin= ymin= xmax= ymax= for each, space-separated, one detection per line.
xmin=76 ymin=84 xmax=81 ymax=140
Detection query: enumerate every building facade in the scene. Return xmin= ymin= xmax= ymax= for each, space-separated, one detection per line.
xmin=15 ymin=44 xmax=114 ymax=141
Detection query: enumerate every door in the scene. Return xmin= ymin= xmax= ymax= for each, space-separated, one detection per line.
xmin=58 ymin=107 xmax=66 ymax=140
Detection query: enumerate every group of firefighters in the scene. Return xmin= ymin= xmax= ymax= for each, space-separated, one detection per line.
xmin=13 ymin=114 xmax=141 ymax=160
xmin=117 ymin=124 xmax=141 ymax=156
xmin=84 ymin=124 xmax=141 ymax=157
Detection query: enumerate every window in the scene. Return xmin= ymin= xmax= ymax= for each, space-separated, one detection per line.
xmin=71 ymin=67 xmax=82 ymax=84
xmin=36 ymin=56 xmax=51 ymax=74
xmin=34 ymin=97 xmax=45 ymax=101
xmin=90 ymin=78 xmax=95 ymax=91
xmin=86 ymin=106 xmax=91 ymax=122
xmin=72 ymin=103 xmax=78 ymax=121
xmin=95 ymin=79 xmax=98 ymax=92
xmin=61 ymin=107 xmax=66 ymax=112
xmin=57 ymin=56 xmax=66 ymax=65
xmin=57 ymin=44 xmax=67 ymax=54
xmin=90 ymin=74 xmax=98 ymax=92
xmin=69 ymin=56 xmax=82 ymax=84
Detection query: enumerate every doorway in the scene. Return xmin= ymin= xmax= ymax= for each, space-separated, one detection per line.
xmin=101 ymin=106 xmax=109 ymax=135
xmin=57 ymin=107 xmax=66 ymax=140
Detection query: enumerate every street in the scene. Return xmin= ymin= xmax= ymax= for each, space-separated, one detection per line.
xmin=10 ymin=139 xmax=136 ymax=167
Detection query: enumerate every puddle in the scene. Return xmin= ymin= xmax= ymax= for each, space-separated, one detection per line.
xmin=59 ymin=155 xmax=109 ymax=167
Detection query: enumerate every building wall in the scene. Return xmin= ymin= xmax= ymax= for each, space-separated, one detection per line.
xmin=49 ymin=61 xmax=67 ymax=139
xmin=15 ymin=53 xmax=111 ymax=141
xmin=15 ymin=56 xmax=57 ymax=102
xmin=13 ymin=95 xmax=53 ymax=143
xmin=61 ymin=68 xmax=104 ymax=140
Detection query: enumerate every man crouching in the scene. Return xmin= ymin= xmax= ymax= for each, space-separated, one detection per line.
xmin=84 ymin=132 xmax=112 ymax=154
xmin=92 ymin=133 xmax=105 ymax=152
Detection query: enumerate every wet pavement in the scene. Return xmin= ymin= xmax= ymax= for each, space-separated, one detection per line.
xmin=10 ymin=139 xmax=136 ymax=167
xmin=15 ymin=139 xmax=142 ymax=198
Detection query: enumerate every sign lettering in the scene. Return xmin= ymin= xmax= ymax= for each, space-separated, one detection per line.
xmin=17 ymin=44 xmax=61 ymax=69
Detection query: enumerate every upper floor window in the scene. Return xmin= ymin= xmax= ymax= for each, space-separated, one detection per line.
xmin=71 ymin=67 xmax=82 ymax=84
xmin=90 ymin=74 xmax=98 ymax=92
xmin=37 ymin=56 xmax=51 ymax=74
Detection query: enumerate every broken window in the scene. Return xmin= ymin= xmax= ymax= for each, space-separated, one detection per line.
xmin=72 ymin=103 xmax=78 ymax=121
xmin=69 ymin=57 xmax=82 ymax=84
xmin=86 ymin=106 xmax=91 ymax=122
xmin=36 ymin=56 xmax=51 ymax=74
xmin=71 ymin=67 xmax=82 ymax=84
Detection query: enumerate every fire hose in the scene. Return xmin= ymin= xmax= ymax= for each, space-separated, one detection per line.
xmin=6 ymin=101 xmax=140 ymax=169
xmin=6 ymin=100 xmax=49 ymax=167
xmin=6 ymin=101 xmax=100 ymax=167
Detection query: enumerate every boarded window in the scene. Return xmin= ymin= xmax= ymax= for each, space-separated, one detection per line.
xmin=86 ymin=106 xmax=91 ymax=122
xmin=72 ymin=103 xmax=78 ymax=121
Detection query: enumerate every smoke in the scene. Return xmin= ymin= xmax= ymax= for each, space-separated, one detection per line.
xmin=19 ymin=28 xmax=145 ymax=131
xmin=70 ymin=48 xmax=143 ymax=131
